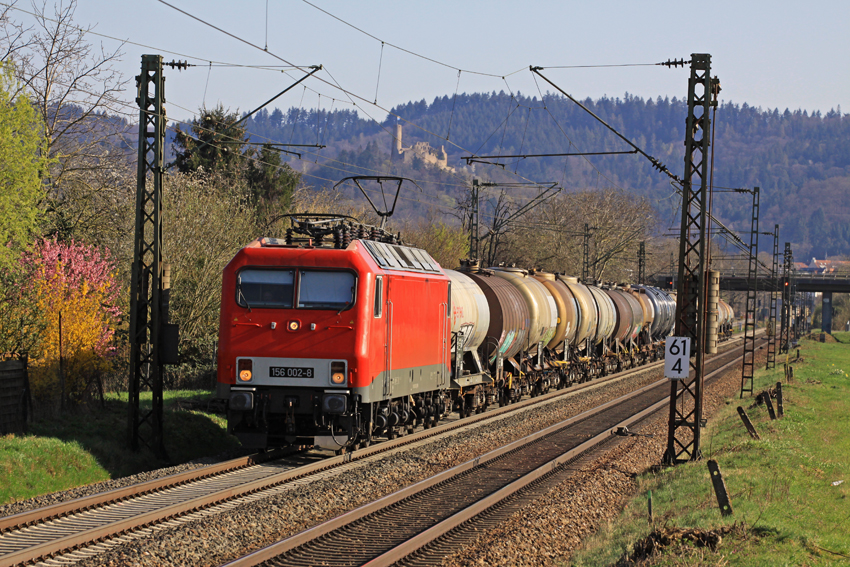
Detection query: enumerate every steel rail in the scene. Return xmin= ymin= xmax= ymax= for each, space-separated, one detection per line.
xmin=0 ymin=450 xmax=290 ymax=534
xmin=222 ymin=338 xmax=761 ymax=567
xmin=380 ymin=340 xmax=764 ymax=567
xmin=0 ymin=335 xmax=750 ymax=567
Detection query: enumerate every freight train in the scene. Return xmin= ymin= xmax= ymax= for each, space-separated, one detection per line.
xmin=216 ymin=218 xmax=734 ymax=451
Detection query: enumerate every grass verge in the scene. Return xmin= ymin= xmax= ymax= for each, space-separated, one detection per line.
xmin=571 ymin=332 xmax=850 ymax=566
xmin=0 ymin=390 xmax=240 ymax=505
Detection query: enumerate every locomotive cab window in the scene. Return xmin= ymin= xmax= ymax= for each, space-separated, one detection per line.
xmin=298 ymin=270 xmax=357 ymax=310
xmin=237 ymin=269 xmax=294 ymax=308
xmin=374 ymin=275 xmax=383 ymax=318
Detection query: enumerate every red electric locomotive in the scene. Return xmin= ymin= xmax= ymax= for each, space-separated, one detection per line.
xmin=217 ymin=226 xmax=452 ymax=450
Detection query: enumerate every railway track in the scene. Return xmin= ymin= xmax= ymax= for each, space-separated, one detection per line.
xmin=0 ymin=335 xmax=752 ymax=567
xmin=224 ymin=338 xmax=764 ymax=567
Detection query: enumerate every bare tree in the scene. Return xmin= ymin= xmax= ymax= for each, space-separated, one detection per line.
xmin=480 ymin=190 xmax=515 ymax=267
xmin=402 ymin=209 xmax=468 ymax=269
xmin=505 ymin=188 xmax=658 ymax=281
xmin=14 ymin=0 xmax=132 ymax=242
xmin=0 ymin=1 xmax=33 ymax=63
xmin=455 ymin=183 xmax=560 ymax=268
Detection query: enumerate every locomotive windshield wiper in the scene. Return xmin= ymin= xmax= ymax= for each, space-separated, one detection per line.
xmin=337 ymin=286 xmax=355 ymax=315
xmin=236 ymin=276 xmax=252 ymax=313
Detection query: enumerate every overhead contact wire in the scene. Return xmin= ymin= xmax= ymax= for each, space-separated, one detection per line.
xmin=152 ymin=0 xmax=561 ymax=189
xmin=299 ymin=0 xmax=525 ymax=78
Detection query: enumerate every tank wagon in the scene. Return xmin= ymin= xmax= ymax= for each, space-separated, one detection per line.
xmin=217 ymin=219 xmax=723 ymax=451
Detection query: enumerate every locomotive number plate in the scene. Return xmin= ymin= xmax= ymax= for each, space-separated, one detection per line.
xmin=269 ymin=366 xmax=314 ymax=378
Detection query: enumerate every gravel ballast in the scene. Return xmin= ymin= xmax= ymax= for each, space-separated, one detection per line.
xmin=3 ymin=341 xmax=749 ymax=567
xmin=73 ymin=364 xmax=674 ymax=567
xmin=437 ymin=349 xmax=767 ymax=566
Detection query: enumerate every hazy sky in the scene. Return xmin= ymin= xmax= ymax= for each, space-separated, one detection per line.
xmin=11 ymin=1 xmax=850 ymax=125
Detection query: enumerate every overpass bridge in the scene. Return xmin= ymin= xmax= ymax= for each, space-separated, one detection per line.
xmin=648 ymin=272 xmax=849 ymax=332
xmin=649 ymin=273 xmax=850 ymax=293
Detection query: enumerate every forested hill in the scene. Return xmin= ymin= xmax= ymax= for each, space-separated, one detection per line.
xmin=241 ymin=92 xmax=850 ymax=259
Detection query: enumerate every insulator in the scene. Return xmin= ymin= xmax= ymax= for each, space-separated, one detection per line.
xmin=315 ymin=234 xmax=324 ymax=246
xmin=285 ymin=228 xmax=293 ymax=245
xmin=358 ymin=225 xmax=368 ymax=239
xmin=342 ymin=225 xmax=352 ymax=248
xmin=333 ymin=227 xmax=342 ymax=249
xmin=370 ymin=227 xmax=379 ymax=241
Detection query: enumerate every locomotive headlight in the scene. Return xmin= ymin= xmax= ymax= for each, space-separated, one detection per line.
xmin=237 ymin=359 xmax=253 ymax=382
xmin=287 ymin=320 xmax=301 ymax=331
xmin=330 ymin=361 xmax=346 ymax=384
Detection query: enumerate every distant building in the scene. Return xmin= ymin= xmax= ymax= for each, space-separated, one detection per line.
xmin=393 ymin=123 xmax=455 ymax=173
xmin=799 ymin=257 xmax=850 ymax=274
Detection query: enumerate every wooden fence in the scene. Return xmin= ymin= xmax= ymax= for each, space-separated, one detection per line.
xmin=0 ymin=358 xmax=30 ymax=434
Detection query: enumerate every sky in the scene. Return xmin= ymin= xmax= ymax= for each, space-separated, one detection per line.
xmin=8 ymin=0 xmax=848 ymax=126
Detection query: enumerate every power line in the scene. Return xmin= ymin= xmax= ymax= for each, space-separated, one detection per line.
xmin=0 ymin=1 xmax=310 ymax=71
xmin=152 ymin=0 xmax=573 ymax=192
xmin=299 ymin=0 xmax=526 ymax=79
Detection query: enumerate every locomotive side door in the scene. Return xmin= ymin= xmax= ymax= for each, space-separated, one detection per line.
xmin=383 ymin=276 xmax=393 ymax=398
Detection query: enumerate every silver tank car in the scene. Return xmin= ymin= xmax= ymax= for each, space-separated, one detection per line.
xmin=491 ymin=268 xmax=557 ymax=352
xmin=464 ymin=269 xmax=529 ymax=363
xmin=604 ymin=287 xmax=640 ymax=343
xmin=445 ymin=269 xmax=490 ymax=353
xmin=587 ymin=285 xmax=616 ymax=345
xmin=556 ymin=275 xmax=597 ymax=349
xmin=640 ymin=286 xmax=676 ymax=338
xmin=533 ymin=272 xmax=578 ymax=351
xmin=627 ymin=287 xmax=655 ymax=337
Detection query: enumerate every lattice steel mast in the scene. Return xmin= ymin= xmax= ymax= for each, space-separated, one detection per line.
xmin=582 ymin=223 xmax=591 ymax=282
xmin=128 ymin=55 xmax=167 ymax=458
xmin=779 ymin=243 xmax=793 ymax=353
xmin=469 ymin=179 xmax=480 ymax=261
xmin=664 ymin=54 xmax=719 ymax=464
xmin=740 ymin=187 xmax=760 ymax=397
xmin=638 ymin=241 xmax=646 ymax=285
xmin=766 ymin=224 xmax=779 ymax=369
